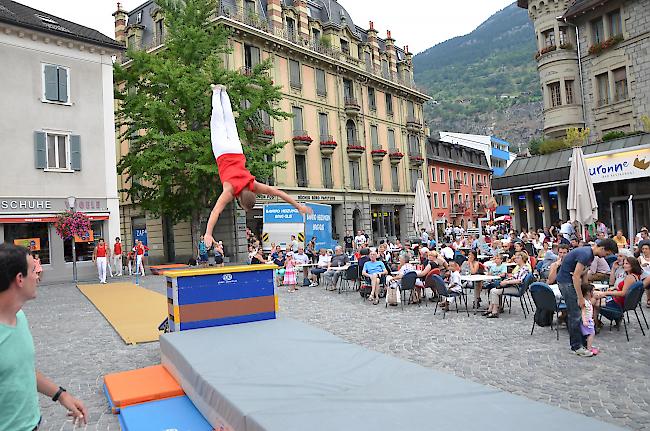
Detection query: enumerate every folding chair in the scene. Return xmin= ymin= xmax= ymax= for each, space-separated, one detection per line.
xmin=339 ymin=264 xmax=359 ymax=294
xmin=599 ymin=281 xmax=646 ymax=341
xmin=529 ymin=282 xmax=563 ymax=340
xmin=502 ymin=274 xmax=534 ymax=319
xmin=399 ymin=272 xmax=418 ymax=310
xmin=431 ymin=274 xmax=468 ymax=318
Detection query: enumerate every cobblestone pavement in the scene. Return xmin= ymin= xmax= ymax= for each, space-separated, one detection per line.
xmin=24 ymin=274 xmax=650 ymax=430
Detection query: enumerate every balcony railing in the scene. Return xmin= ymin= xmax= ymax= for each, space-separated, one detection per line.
xmin=450 ymin=204 xmax=466 ymax=215
xmin=449 ymin=180 xmax=461 ymax=191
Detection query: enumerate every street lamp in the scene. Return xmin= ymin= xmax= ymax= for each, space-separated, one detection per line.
xmin=67 ymin=196 xmax=78 ymax=283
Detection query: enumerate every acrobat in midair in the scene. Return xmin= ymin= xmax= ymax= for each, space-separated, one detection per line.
xmin=204 ymin=85 xmax=312 ymax=248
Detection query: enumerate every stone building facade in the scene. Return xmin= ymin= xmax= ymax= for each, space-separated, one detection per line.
xmin=113 ymin=0 xmax=429 ymax=264
xmin=518 ymin=0 xmax=650 ymax=139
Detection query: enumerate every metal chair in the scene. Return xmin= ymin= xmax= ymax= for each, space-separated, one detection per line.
xmin=339 ymin=264 xmax=359 ymax=294
xmin=399 ymin=271 xmax=418 ymax=310
xmin=431 ymin=274 xmax=469 ymax=318
xmin=599 ymin=281 xmax=646 ymax=341
xmin=529 ymin=282 xmax=563 ymax=340
xmin=502 ymin=274 xmax=534 ymax=319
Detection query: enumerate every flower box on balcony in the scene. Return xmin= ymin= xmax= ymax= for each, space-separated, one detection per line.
xmin=292 ymin=135 xmax=312 ymax=152
xmin=347 ymin=145 xmax=366 ymax=159
xmin=320 ymin=140 xmax=337 ymax=155
xmin=409 ymin=155 xmax=425 ymax=165
xmin=259 ymin=129 xmax=274 ymax=142
xmin=535 ymin=45 xmax=557 ymax=60
xmin=588 ymin=34 xmax=624 ymax=56
xmin=371 ymin=149 xmax=387 ymax=162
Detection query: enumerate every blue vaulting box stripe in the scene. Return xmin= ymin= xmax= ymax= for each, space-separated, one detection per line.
xmin=118 ymin=396 xmax=212 ymax=431
xmin=179 ymin=311 xmax=277 ymax=331
xmin=176 ymin=270 xmax=274 ymax=305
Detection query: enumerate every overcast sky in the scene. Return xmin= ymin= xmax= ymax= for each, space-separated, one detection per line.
xmin=18 ymin=0 xmax=515 ymax=53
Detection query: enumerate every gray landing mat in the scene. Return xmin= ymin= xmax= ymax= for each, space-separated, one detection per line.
xmin=160 ymin=318 xmax=624 ymax=431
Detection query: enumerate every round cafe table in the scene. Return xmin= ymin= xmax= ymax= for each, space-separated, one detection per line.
xmin=460 ymin=274 xmax=502 ymax=313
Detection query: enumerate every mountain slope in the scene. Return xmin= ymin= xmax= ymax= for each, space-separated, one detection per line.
xmin=413 ymin=2 xmax=542 ymax=146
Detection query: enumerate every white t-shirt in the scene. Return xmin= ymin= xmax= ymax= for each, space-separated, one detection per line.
xmin=354 ymin=235 xmax=366 ymax=246
xmin=441 ymin=246 xmax=454 ymax=260
xmin=448 ymin=270 xmax=462 ymax=290
xmin=317 ymin=255 xmax=331 ymax=268
xmin=294 ymin=253 xmax=310 ymax=265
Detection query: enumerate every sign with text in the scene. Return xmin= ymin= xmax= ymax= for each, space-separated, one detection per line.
xmin=263 ymin=205 xmax=304 ymax=223
xmin=304 ymin=203 xmax=337 ymax=251
xmin=74 ymin=229 xmax=94 ymax=243
xmin=586 ymin=147 xmax=650 ymax=184
xmin=13 ymin=238 xmax=40 ymax=251
xmin=0 ymin=198 xmax=108 ymax=213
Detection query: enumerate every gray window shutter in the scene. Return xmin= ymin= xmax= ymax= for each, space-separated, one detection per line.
xmin=44 ymin=65 xmax=58 ymax=101
xmin=70 ymin=135 xmax=81 ymax=171
xmin=34 ymin=132 xmax=46 ymax=169
xmin=57 ymin=67 xmax=68 ymax=103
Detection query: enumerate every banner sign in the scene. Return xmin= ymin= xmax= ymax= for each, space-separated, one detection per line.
xmin=586 ymin=147 xmax=650 ymax=184
xmin=74 ymin=229 xmax=94 ymax=243
xmin=13 ymin=238 xmax=40 ymax=251
xmin=305 ymin=204 xmax=337 ymax=251
xmin=263 ymin=205 xmax=304 ymax=223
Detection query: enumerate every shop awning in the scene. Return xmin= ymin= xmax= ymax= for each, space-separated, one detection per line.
xmin=0 ymin=214 xmax=110 ymax=223
xmin=495 ymin=205 xmax=511 ymax=216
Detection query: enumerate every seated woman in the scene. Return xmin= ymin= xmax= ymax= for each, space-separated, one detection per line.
xmin=460 ymin=250 xmax=484 ymax=308
xmin=637 ymin=241 xmax=650 ymax=307
xmin=484 ymin=252 xmax=530 ymax=318
xmin=594 ymin=256 xmax=643 ymax=325
xmin=507 ymin=241 xmax=526 ymax=262
xmin=482 ymin=253 xmax=508 ymax=295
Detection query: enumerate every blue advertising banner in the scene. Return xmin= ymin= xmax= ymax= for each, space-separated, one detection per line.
xmin=133 ymin=228 xmax=149 ymax=256
xmin=305 ymin=204 xmax=336 ymax=250
xmin=263 ymin=204 xmax=304 ymax=223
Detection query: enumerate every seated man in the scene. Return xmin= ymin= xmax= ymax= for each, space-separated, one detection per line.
xmin=293 ymin=246 xmax=311 ymax=286
xmin=546 ymin=244 xmax=569 ymax=284
xmin=322 ymin=246 xmax=350 ymax=290
xmin=308 ymin=249 xmax=331 ymax=287
xmin=538 ymin=244 xmax=559 ymax=279
xmin=362 ymin=250 xmax=388 ymax=305
xmin=588 ymin=254 xmax=610 ymax=282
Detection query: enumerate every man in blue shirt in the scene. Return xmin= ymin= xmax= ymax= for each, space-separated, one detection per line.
xmin=362 ymin=251 xmax=388 ymax=305
xmin=557 ymin=239 xmax=618 ymax=357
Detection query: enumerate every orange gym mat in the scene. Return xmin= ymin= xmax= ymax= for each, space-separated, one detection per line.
xmin=78 ymin=282 xmax=167 ymax=344
xmin=104 ymin=365 xmax=184 ymax=413
xmin=149 ymin=264 xmax=190 ymax=275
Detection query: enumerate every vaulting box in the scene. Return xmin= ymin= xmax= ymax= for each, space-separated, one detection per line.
xmin=165 ymin=264 xmax=277 ymax=331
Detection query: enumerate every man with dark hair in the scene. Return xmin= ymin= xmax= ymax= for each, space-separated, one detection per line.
xmin=557 ymin=239 xmax=619 ymax=357
xmin=0 ymin=243 xmax=88 ymax=429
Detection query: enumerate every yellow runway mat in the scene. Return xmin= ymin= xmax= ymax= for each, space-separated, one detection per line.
xmin=78 ymin=282 xmax=167 ymax=345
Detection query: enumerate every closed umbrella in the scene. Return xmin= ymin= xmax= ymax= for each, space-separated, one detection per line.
xmin=412 ymin=178 xmax=433 ymax=234
xmin=567 ymin=146 xmax=598 ymax=236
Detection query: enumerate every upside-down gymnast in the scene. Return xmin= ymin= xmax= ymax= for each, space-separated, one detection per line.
xmin=204 ymin=85 xmax=312 ymax=248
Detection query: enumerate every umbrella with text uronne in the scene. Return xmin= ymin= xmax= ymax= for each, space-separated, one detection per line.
xmin=567 ymin=145 xmax=598 ymax=236
xmin=413 ymin=178 xmax=433 ymax=234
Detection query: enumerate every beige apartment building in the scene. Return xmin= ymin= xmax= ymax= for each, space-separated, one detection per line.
xmin=518 ymin=0 xmax=650 ymax=139
xmin=113 ymin=0 xmax=429 ymax=264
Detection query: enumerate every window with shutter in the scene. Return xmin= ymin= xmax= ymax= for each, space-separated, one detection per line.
xmin=42 ymin=64 xmax=69 ymax=103
xmin=34 ymin=132 xmax=47 ymax=169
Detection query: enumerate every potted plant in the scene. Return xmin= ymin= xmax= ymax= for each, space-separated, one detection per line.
xmin=320 ymin=139 xmax=338 ymax=155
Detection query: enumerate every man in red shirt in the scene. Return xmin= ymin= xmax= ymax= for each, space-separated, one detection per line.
xmin=204 ymin=86 xmax=312 ymax=248
xmin=92 ymin=238 xmax=110 ymax=284
xmin=113 ymin=237 xmax=123 ymax=276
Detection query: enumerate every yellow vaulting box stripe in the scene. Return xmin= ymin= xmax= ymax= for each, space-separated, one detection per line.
xmin=78 ymin=283 xmax=167 ymax=344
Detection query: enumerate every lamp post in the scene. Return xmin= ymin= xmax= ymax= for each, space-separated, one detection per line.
xmin=67 ymin=196 xmax=78 ymax=283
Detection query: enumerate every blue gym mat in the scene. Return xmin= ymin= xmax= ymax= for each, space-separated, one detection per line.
xmin=161 ymin=318 xmax=625 ymax=431
xmin=118 ymin=395 xmax=212 ymax=431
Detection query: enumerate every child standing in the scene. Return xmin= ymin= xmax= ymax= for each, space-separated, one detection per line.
xmin=32 ymin=252 xmax=42 ymax=280
xmin=283 ymin=252 xmax=298 ymax=292
xmin=581 ymin=284 xmax=598 ymax=355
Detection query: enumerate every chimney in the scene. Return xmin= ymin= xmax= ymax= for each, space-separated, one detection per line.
xmin=112 ymin=2 xmax=128 ymax=43
xmin=266 ymin=0 xmax=283 ymax=29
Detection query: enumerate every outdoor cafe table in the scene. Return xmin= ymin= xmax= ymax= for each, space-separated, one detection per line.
xmin=461 ymin=275 xmax=502 ymax=313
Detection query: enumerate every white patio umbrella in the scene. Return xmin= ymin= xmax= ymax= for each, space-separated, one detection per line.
xmin=567 ymin=146 xmax=598 ymax=235
xmin=413 ymin=178 xmax=434 ymax=235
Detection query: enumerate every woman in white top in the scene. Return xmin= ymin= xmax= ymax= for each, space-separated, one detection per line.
xmin=308 ymin=249 xmax=332 ymax=286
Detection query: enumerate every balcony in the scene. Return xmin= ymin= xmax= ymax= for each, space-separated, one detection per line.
xmin=450 ymin=204 xmax=466 ymax=216
xmin=406 ymin=116 xmax=423 ymax=132
xmin=474 ymin=204 xmax=487 ymax=215
xmin=449 ymin=180 xmax=461 ymax=191
xmin=472 ymin=183 xmax=482 ymax=194
xmin=319 ymin=135 xmax=337 ymax=156
xmin=292 ymin=131 xmax=312 ymax=152
xmin=344 ymin=97 xmax=361 ymax=116
xmin=409 ymin=155 xmax=425 ymax=166
xmin=371 ymin=147 xmax=387 ymax=163
xmin=347 ymin=141 xmax=366 ymax=159
xmin=259 ymin=127 xmax=274 ymax=143
xmin=389 ymin=150 xmax=404 ymax=165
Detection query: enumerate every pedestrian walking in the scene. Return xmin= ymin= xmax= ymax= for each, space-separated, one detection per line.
xmin=113 ymin=237 xmax=123 ymax=276
xmin=0 ymin=243 xmax=88 ymax=430
xmin=92 ymin=238 xmax=110 ymax=284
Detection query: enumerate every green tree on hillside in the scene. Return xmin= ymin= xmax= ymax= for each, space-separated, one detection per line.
xmin=114 ymin=0 xmax=290 ymax=243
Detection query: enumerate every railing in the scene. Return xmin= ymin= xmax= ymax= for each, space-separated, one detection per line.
xmin=347 ymin=139 xmax=362 ymax=147
xmin=344 ymin=97 xmax=360 ymax=108
xmin=449 ymin=180 xmax=461 ymax=191
xmin=375 ymin=181 xmax=383 ymax=191
xmin=323 ymin=179 xmax=334 ymax=189
xmin=351 ymin=180 xmax=362 ymax=190
xmin=320 ymin=134 xmax=334 ymax=143
xmin=450 ymin=204 xmax=466 ymax=215
xmin=392 ymin=181 xmax=399 ymax=192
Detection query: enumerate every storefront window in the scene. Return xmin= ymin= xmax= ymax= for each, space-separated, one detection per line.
xmin=4 ymin=223 xmax=51 ymax=264
xmin=64 ymin=221 xmax=104 ymax=262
